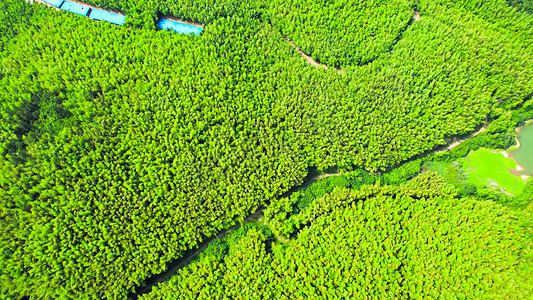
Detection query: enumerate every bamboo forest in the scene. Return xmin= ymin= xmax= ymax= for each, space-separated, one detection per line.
xmin=1 ymin=0 xmax=532 ymax=299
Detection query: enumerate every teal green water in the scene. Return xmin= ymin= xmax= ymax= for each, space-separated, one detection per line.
xmin=510 ymin=123 xmax=533 ymax=176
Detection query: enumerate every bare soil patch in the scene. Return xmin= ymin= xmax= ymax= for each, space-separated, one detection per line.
xmin=288 ymin=40 xmax=325 ymax=69
xmin=414 ymin=10 xmax=420 ymax=21
xmin=437 ymin=122 xmax=487 ymax=153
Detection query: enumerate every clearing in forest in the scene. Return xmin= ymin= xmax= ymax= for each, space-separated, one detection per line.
xmin=462 ymin=148 xmax=527 ymax=195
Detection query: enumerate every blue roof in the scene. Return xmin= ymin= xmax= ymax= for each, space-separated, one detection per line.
xmin=89 ymin=9 xmax=126 ymax=25
xmin=61 ymin=1 xmax=89 ymax=16
xmin=42 ymin=0 xmax=64 ymax=7
xmin=157 ymin=19 xmax=202 ymax=35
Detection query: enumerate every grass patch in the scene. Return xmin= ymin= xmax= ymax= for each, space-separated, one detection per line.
xmin=462 ymin=148 xmax=526 ymax=195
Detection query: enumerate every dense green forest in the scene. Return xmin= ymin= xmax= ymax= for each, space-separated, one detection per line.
xmin=1 ymin=0 xmax=532 ymax=298
xmin=269 ymin=0 xmax=415 ymax=67
xmin=143 ymin=173 xmax=533 ymax=299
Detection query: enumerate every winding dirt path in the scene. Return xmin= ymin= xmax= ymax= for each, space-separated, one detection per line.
xmin=129 ymin=171 xmax=338 ymax=299
xmin=436 ymin=122 xmax=487 ymax=153
xmin=129 ymin=208 xmax=264 ymax=299
xmin=130 ymin=118 xmax=489 ymax=298
xmin=289 ymin=10 xmax=421 ymax=70
xmin=288 ymin=40 xmax=329 ymax=69
xmin=525 ymin=201 xmax=533 ymax=213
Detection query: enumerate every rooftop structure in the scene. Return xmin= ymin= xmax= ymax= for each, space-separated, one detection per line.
xmin=61 ymin=1 xmax=89 ymax=16
xmin=42 ymin=0 xmax=64 ymax=7
xmin=157 ymin=19 xmax=202 ymax=35
xmin=89 ymin=8 xmax=126 ymax=25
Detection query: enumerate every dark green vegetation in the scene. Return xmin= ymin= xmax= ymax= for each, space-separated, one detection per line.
xmin=143 ymin=173 xmax=533 ymax=299
xmin=508 ymin=0 xmax=533 ymax=14
xmin=1 ymin=0 xmax=532 ymax=298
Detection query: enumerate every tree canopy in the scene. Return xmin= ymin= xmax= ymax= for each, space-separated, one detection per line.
xmin=0 ymin=0 xmax=532 ymax=298
xmin=144 ymin=173 xmax=533 ymax=299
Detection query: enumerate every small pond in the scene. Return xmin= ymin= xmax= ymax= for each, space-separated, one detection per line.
xmin=509 ymin=122 xmax=533 ymax=176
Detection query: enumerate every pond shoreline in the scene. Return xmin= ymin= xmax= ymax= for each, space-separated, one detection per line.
xmin=461 ymin=120 xmax=532 ymax=196
xmin=499 ymin=150 xmax=530 ymax=181
xmin=507 ymin=120 xmax=533 ymax=178
xmin=508 ymin=120 xmax=533 ymax=151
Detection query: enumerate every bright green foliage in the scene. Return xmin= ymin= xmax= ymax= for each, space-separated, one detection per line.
xmin=198 ymin=221 xmax=272 ymax=263
xmin=144 ymin=174 xmax=533 ymax=299
xmin=0 ymin=0 xmax=44 ymax=52
xmin=84 ymin=0 xmax=266 ymax=24
xmin=461 ymin=148 xmax=526 ymax=195
xmin=263 ymin=164 xmax=427 ymax=240
xmin=269 ymin=0 xmax=414 ymax=67
xmin=423 ymin=160 xmax=476 ymax=195
xmin=517 ymin=180 xmax=533 ymax=206
xmin=293 ymin=175 xmax=351 ymax=211
xmin=343 ymin=168 xmax=377 ymax=185
xmin=0 ymin=4 xmax=307 ymax=299
xmin=264 ymin=172 xmax=454 ymax=241
xmin=88 ymin=0 xmax=415 ymax=68
xmin=424 ymin=159 xmax=532 ymax=208
xmin=1 ymin=0 xmax=533 ymax=298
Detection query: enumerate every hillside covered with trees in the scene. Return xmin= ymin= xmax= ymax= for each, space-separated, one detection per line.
xmin=0 ymin=0 xmax=532 ymax=298
xmin=144 ymin=173 xmax=533 ymax=299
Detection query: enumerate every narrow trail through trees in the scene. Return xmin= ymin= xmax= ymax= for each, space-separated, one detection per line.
xmin=436 ymin=122 xmax=487 ymax=153
xmin=130 ymin=118 xmax=489 ymax=299
xmin=129 ymin=171 xmax=338 ymax=299
xmin=23 ymin=3 xmax=517 ymax=298
xmin=288 ymin=40 xmax=329 ymax=70
xmin=289 ymin=9 xmax=421 ymax=70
